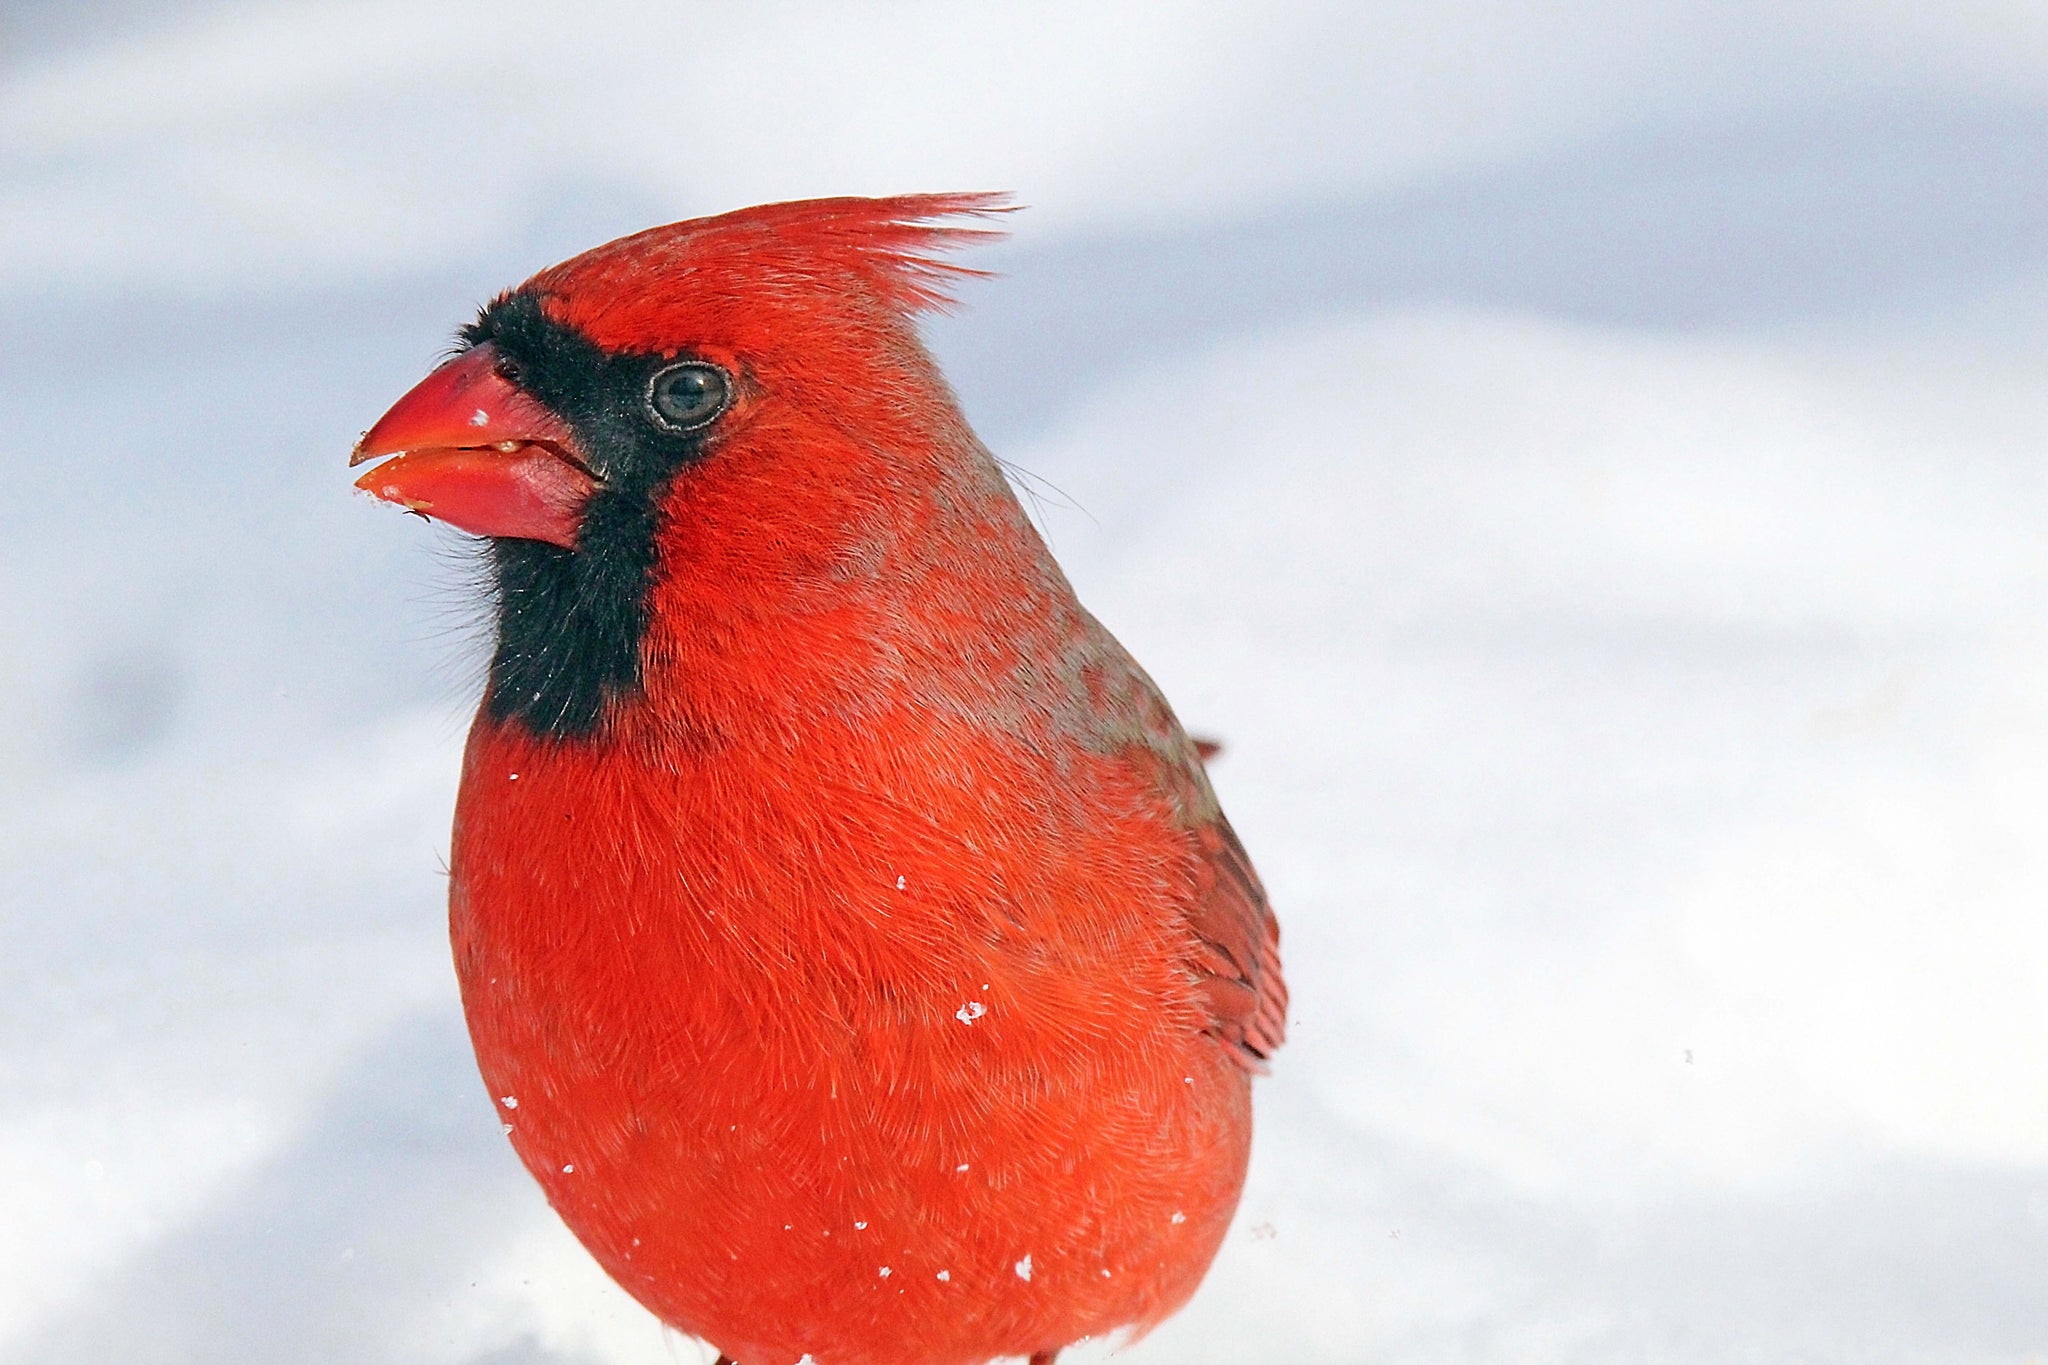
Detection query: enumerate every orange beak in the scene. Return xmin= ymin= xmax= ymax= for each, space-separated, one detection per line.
xmin=351 ymin=343 xmax=596 ymax=550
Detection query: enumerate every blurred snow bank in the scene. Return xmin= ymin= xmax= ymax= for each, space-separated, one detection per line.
xmin=7 ymin=0 xmax=2048 ymax=291
xmin=0 ymin=710 xmax=464 ymax=1348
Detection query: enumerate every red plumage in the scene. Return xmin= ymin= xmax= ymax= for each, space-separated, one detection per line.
xmin=355 ymin=194 xmax=1285 ymax=1365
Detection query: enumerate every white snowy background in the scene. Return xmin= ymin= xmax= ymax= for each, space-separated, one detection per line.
xmin=4 ymin=2 xmax=2047 ymax=1361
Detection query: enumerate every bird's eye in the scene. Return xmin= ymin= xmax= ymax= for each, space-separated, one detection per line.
xmin=646 ymin=362 xmax=731 ymax=432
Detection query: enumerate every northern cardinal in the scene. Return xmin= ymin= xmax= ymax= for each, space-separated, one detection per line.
xmin=351 ymin=195 xmax=1284 ymax=1365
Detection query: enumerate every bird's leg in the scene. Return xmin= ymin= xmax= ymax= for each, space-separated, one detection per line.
xmin=714 ymin=1357 xmax=735 ymax=1365
xmin=1029 ymin=1353 xmax=1060 ymax=1365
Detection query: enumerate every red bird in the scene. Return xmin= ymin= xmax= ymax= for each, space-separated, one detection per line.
xmin=351 ymin=195 xmax=1285 ymax=1365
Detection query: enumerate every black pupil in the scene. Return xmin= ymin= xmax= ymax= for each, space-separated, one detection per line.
xmin=652 ymin=365 xmax=726 ymax=427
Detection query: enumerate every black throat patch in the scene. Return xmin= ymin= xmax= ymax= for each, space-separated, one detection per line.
xmin=461 ymin=293 xmax=716 ymax=738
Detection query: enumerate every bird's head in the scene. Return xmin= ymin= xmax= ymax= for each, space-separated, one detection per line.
xmin=351 ymin=194 xmax=1014 ymax=739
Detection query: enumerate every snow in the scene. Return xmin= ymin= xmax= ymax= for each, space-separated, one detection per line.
xmin=4 ymin=1 xmax=2048 ymax=1362
xmin=7 ymin=2 xmax=2048 ymax=293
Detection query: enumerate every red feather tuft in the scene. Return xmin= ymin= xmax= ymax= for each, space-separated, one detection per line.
xmin=526 ymin=193 xmax=1015 ymax=350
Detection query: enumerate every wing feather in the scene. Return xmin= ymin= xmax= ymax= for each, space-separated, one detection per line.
xmin=1184 ymin=813 xmax=1287 ymax=1068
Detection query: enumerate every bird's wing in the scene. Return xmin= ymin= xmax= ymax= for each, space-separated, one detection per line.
xmin=1065 ymin=612 xmax=1287 ymax=1070
xmin=1182 ymin=811 xmax=1288 ymax=1070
